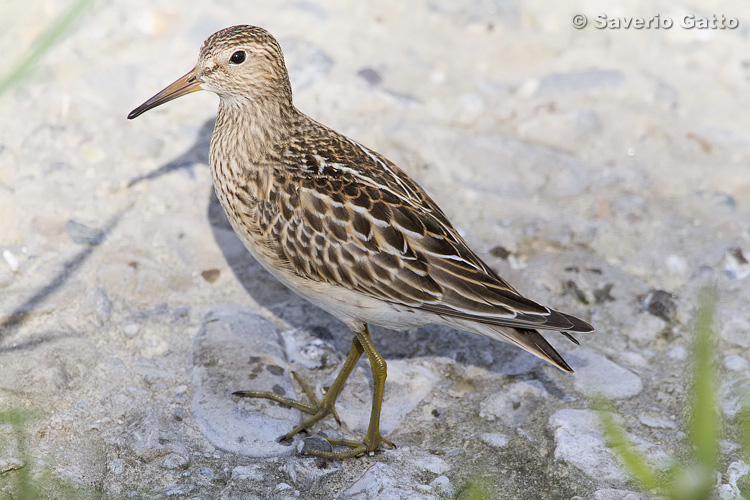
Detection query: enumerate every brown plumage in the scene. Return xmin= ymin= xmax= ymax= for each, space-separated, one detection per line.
xmin=128 ymin=25 xmax=594 ymax=459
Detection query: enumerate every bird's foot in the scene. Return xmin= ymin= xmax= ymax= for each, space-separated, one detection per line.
xmin=233 ymin=371 xmax=341 ymax=440
xmin=303 ymin=433 xmax=396 ymax=459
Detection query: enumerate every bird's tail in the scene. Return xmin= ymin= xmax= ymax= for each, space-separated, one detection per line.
xmin=458 ymin=321 xmax=577 ymax=372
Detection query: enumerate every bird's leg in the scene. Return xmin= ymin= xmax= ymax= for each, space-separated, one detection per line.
xmin=301 ymin=324 xmax=395 ymax=459
xmin=233 ymin=333 xmax=364 ymax=441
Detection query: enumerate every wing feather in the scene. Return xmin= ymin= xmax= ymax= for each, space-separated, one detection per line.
xmin=255 ymin=125 xmax=593 ymax=336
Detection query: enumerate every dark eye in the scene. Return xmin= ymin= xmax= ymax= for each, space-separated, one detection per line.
xmin=229 ymin=50 xmax=246 ymax=65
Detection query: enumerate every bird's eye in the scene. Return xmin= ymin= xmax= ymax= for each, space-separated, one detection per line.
xmin=229 ymin=50 xmax=246 ymax=65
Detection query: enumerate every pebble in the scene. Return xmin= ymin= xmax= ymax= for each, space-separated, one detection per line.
xmin=231 ymin=465 xmax=264 ymax=481
xmin=479 ymin=432 xmax=510 ymax=448
xmin=297 ymin=436 xmax=332 ymax=456
xmin=549 ymin=409 xmax=670 ymax=483
xmin=566 ymin=350 xmax=643 ymax=399
xmin=644 ymin=290 xmax=678 ymax=323
xmin=338 ymin=460 xmax=444 ymax=500
xmin=714 ymin=460 xmax=750 ymax=500
xmin=479 ymin=380 xmax=548 ymax=425
xmin=638 ymin=414 xmax=677 ymax=430
xmin=724 ymin=355 xmax=749 ymax=371
xmin=592 ymin=489 xmax=650 ymax=500
xmin=122 ymin=409 xmax=189 ymax=468
xmin=724 ymin=247 xmax=750 ymax=279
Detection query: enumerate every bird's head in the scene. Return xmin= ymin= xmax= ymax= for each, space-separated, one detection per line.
xmin=128 ymin=25 xmax=292 ymax=120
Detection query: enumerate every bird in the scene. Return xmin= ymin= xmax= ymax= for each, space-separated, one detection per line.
xmin=128 ymin=25 xmax=594 ymax=459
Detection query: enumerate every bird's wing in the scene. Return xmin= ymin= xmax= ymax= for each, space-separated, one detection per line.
xmin=258 ymin=130 xmax=592 ymax=334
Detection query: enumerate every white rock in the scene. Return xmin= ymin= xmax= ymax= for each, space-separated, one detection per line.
xmin=724 ymin=355 xmax=749 ymax=372
xmin=231 ymin=465 xmax=264 ymax=481
xmin=593 ymin=488 xmax=650 ymax=500
xmin=191 ymin=304 xmax=299 ymax=458
xmin=479 ymin=380 xmax=548 ymax=425
xmin=339 ymin=462 xmax=434 ymax=500
xmin=638 ymin=414 xmax=677 ymax=430
xmin=666 ymin=345 xmax=687 ymax=360
xmin=714 ymin=460 xmax=749 ymax=500
xmin=549 ymin=409 xmax=670 ymax=483
xmin=479 ymin=432 xmax=510 ymax=448
xmin=567 ymin=350 xmax=643 ymax=399
xmin=429 ymin=475 xmax=454 ymax=497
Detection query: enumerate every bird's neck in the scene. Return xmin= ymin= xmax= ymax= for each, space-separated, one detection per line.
xmin=212 ymin=96 xmax=298 ymax=165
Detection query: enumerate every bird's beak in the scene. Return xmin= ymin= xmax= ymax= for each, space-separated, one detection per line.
xmin=127 ymin=67 xmax=203 ymax=119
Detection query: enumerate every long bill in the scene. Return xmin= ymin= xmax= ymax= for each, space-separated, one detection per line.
xmin=127 ymin=67 xmax=203 ymax=119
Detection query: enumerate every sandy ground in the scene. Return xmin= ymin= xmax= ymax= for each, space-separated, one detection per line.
xmin=1 ymin=0 xmax=750 ymax=498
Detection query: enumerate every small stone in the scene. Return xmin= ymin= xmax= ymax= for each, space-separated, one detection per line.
xmin=2 ymin=249 xmax=19 ymax=272
xmin=593 ymin=489 xmax=650 ymax=500
xmin=298 ymin=436 xmax=332 ymax=456
xmin=201 ymin=269 xmax=221 ymax=283
xmin=490 ymin=246 xmax=510 ymax=259
xmin=724 ymin=247 xmax=750 ymax=279
xmin=479 ymin=380 xmax=548 ymax=425
xmin=357 ymin=67 xmax=383 ymax=86
xmin=567 ymin=350 xmax=643 ymax=399
xmin=638 ymin=414 xmax=677 ymax=430
xmin=666 ymin=345 xmax=687 ymax=360
xmin=430 ymin=475 xmax=454 ymax=497
xmin=724 ymin=355 xmax=749 ymax=371
xmin=415 ymin=454 xmax=449 ymax=475
xmin=65 ymin=219 xmax=106 ymax=245
xmin=479 ymin=432 xmax=509 ymax=448
xmin=159 ymin=484 xmax=195 ymax=496
xmin=714 ymin=460 xmax=749 ymax=500
xmin=231 ymin=465 xmax=263 ymax=481
xmin=108 ymin=459 xmax=124 ymax=475
xmin=338 ymin=463 xmax=400 ymax=499
xmin=644 ymin=290 xmax=677 ymax=323
xmin=122 ymin=323 xmax=140 ymax=337
xmin=122 ymin=409 xmax=189 ymax=469
xmin=549 ymin=409 xmax=670 ymax=483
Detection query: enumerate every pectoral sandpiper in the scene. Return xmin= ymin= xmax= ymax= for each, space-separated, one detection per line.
xmin=128 ymin=25 xmax=594 ymax=459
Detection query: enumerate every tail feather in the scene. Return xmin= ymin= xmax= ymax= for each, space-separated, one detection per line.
xmin=463 ymin=322 xmax=576 ymax=372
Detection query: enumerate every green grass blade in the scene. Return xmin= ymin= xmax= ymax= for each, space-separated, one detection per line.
xmin=0 ymin=409 xmax=39 ymax=500
xmin=689 ymin=287 xmax=719 ymax=470
xmin=0 ymin=0 xmax=93 ymax=96
xmin=596 ymin=399 xmax=659 ymax=491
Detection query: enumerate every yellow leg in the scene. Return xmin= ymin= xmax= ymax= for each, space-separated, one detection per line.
xmin=233 ymin=332 xmax=364 ymax=442
xmin=302 ymin=324 xmax=394 ymax=459
xmin=234 ymin=324 xmax=395 ymax=458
